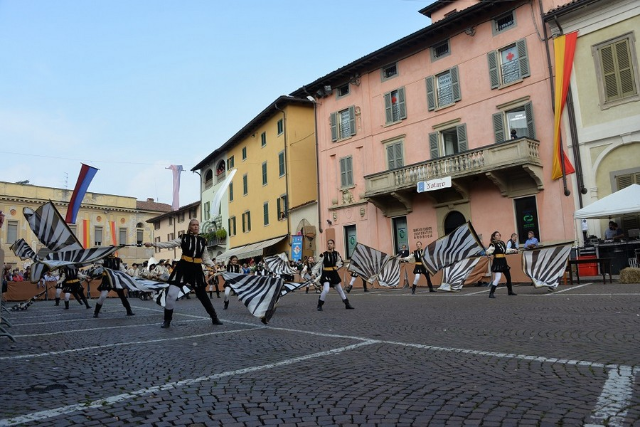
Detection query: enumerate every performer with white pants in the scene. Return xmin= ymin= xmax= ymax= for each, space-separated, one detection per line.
xmin=317 ymin=239 xmax=354 ymax=311
xmin=401 ymin=241 xmax=435 ymax=294
xmin=486 ymin=231 xmax=518 ymax=299
xmin=223 ymin=256 xmax=241 ymax=309
xmin=93 ymin=255 xmax=135 ymax=317
xmin=145 ymin=219 xmax=222 ymax=328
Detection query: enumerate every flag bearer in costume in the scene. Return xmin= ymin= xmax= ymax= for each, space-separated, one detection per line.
xmin=317 ymin=239 xmax=354 ymax=311
xmin=145 ymin=219 xmax=222 ymax=327
xmin=93 ymin=254 xmax=136 ymax=317
xmin=223 ymin=255 xmax=241 ymax=310
xmin=401 ymin=241 xmax=436 ymax=294
xmin=485 ymin=231 xmax=517 ymax=299
xmin=345 ymin=270 xmax=368 ymax=293
xmin=58 ymin=265 xmax=91 ymax=310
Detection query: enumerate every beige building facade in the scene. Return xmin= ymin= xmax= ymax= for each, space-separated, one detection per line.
xmin=0 ymin=181 xmax=170 ymax=270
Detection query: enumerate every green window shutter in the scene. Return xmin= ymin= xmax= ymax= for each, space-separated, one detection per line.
xmin=262 ymin=162 xmax=267 ymax=185
xmin=229 ymin=183 xmax=233 ymax=201
xmin=488 ymin=51 xmax=499 ymax=89
xmin=346 ymin=157 xmax=353 ymax=186
xmin=395 ymin=142 xmax=404 ymax=167
xmin=330 ymin=112 xmax=338 ymax=142
xmin=283 ymin=195 xmax=288 ymax=213
xmin=451 ymin=66 xmax=461 ymax=102
xmin=429 ymin=132 xmax=439 ymax=159
xmin=349 ymin=106 xmax=356 ymax=136
xmin=277 ymin=197 xmax=281 ymax=217
xmin=398 ymin=87 xmax=407 ymax=119
xmin=384 ymin=93 xmax=393 ymax=124
xmin=517 ymin=38 xmax=530 ymax=78
xmin=387 ymin=144 xmax=396 ymax=169
xmin=248 ymin=212 xmax=251 ymax=231
xmin=242 ymin=214 xmax=246 ymax=233
xmin=426 ymin=76 xmax=436 ymax=110
xmin=340 ymin=158 xmax=347 ymax=187
xmin=228 ymin=218 xmax=231 ymax=234
xmin=616 ymin=39 xmax=636 ymax=98
xmin=524 ymin=101 xmax=535 ymax=139
xmin=457 ymin=124 xmax=468 ymax=152
xmin=492 ymin=112 xmax=505 ymax=143
xmin=264 ymin=203 xmax=269 ymax=225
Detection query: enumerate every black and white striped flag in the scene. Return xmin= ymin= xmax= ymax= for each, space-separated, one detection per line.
xmin=377 ymin=256 xmax=401 ymax=287
xmin=280 ymin=281 xmax=310 ymax=296
xmin=521 ymin=242 xmax=572 ymax=289
xmin=348 ymin=243 xmax=391 ymax=283
xmin=223 ymin=272 xmax=283 ymax=323
xmin=10 ymin=239 xmax=38 ymax=261
xmin=263 ymin=253 xmax=297 ymax=276
xmin=438 ymin=257 xmax=481 ymax=292
xmin=421 ymin=222 xmax=484 ymax=275
xmin=23 ymin=202 xmax=83 ymax=252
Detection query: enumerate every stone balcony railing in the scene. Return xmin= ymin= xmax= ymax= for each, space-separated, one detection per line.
xmin=364 ymin=138 xmax=541 ymax=197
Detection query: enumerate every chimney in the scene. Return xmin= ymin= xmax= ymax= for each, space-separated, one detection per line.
xmin=147 ymin=198 xmax=154 ymax=202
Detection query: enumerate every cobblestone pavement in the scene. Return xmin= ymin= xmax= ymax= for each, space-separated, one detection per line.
xmin=1 ymin=281 xmax=639 ymax=426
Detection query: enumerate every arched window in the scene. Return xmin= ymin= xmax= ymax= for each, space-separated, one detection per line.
xmin=216 ymin=160 xmax=226 ymax=176
xmin=204 ymin=169 xmax=213 ymax=188
xmin=444 ymin=211 xmax=466 ymax=235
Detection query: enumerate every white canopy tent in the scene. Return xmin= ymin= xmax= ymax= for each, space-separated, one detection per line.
xmin=574 ymin=184 xmax=640 ymax=219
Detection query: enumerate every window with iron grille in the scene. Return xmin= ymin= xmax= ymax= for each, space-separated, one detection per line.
xmin=381 ymin=63 xmax=398 ymax=81
xmin=431 ymin=40 xmax=450 ymax=61
xmin=426 ymin=66 xmax=461 ymax=111
xmin=493 ymin=11 xmax=515 ymax=35
xmin=488 ymin=39 xmax=530 ymax=89
xmin=330 ymin=106 xmax=356 ymax=142
xmin=384 ymin=88 xmax=406 ymax=124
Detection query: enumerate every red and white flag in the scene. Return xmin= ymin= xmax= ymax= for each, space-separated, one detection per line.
xmin=167 ymin=165 xmax=184 ymax=211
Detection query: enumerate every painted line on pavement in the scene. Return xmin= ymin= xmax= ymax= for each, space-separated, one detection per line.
xmin=0 ymin=340 xmax=378 ymax=426
xmin=13 ymin=319 xmax=205 ymax=337
xmin=585 ymin=365 xmax=635 ymax=427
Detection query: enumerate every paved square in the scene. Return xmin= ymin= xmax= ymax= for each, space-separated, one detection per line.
xmin=1 ymin=282 xmax=639 ymax=426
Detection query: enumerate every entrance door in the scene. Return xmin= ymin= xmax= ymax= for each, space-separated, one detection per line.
xmin=392 ymin=216 xmax=408 ymax=254
xmin=344 ymin=225 xmax=357 ymax=260
xmin=444 ymin=211 xmax=466 ymax=235
xmin=514 ymin=196 xmax=539 ymax=244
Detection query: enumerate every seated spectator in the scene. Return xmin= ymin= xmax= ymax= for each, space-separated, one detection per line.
xmin=524 ymin=231 xmax=539 ymax=249
xmin=506 ymin=233 xmax=519 ymax=252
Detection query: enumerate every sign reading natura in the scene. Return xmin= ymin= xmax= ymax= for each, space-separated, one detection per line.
xmin=417 ymin=177 xmax=452 ymax=193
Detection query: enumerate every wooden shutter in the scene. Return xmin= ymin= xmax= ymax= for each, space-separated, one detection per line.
xmin=395 ymin=142 xmax=404 ymax=168
xmin=346 ymin=157 xmax=353 ymax=186
xmin=524 ymin=101 xmax=535 ymax=139
xmin=277 ymin=197 xmax=281 ymax=217
xmin=398 ymin=87 xmax=407 ymax=119
xmin=517 ymin=38 xmax=530 ymax=78
xmin=488 ymin=51 xmax=499 ymax=89
xmin=616 ymin=39 xmax=636 ymax=98
xmin=426 ymin=76 xmax=436 ymax=110
xmin=384 ymin=92 xmax=393 ymax=124
xmin=456 ymin=124 xmax=468 ymax=152
xmin=264 ymin=203 xmax=269 ymax=225
xmin=451 ymin=66 xmax=461 ymax=102
xmin=387 ymin=145 xmax=395 ymax=169
xmin=349 ymin=106 xmax=356 ymax=136
xmin=242 ymin=214 xmax=246 ymax=233
xmin=492 ymin=113 xmax=505 ymax=143
xmin=340 ymin=158 xmax=347 ymax=187
xmin=330 ymin=112 xmax=338 ymax=141
xmin=429 ymin=132 xmax=439 ymax=159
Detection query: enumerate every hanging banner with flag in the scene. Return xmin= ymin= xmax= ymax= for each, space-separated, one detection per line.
xmin=551 ymin=32 xmax=577 ymax=181
xmin=110 ymin=221 xmax=118 ymax=256
xmin=167 ymin=165 xmax=184 ymax=211
xmin=65 ymin=164 xmax=98 ymax=224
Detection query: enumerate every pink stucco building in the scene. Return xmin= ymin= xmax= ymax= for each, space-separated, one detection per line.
xmin=292 ymin=0 xmax=577 ymax=258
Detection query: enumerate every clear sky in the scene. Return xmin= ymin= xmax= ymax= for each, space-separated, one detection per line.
xmin=0 ymin=0 xmax=435 ymax=207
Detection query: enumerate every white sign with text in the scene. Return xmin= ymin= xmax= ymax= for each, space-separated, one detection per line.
xmin=417 ymin=176 xmax=452 ymax=193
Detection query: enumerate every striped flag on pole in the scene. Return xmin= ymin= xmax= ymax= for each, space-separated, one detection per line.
xmin=65 ymin=163 xmax=98 ymax=224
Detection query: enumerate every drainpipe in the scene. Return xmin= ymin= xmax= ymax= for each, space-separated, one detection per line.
xmin=274 ymin=102 xmax=292 ymax=242
xmin=303 ymin=88 xmax=323 ymax=236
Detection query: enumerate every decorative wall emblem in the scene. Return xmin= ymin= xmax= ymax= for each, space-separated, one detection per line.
xmin=120 ymin=218 xmax=126 ymax=224
xmin=341 ymin=189 xmax=354 ymax=205
xmin=96 ymin=216 xmax=102 ymax=222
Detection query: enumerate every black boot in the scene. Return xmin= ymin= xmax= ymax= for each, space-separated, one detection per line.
xmin=427 ymin=275 xmax=436 ymax=292
xmin=346 ymin=284 xmax=352 ymax=294
xmin=122 ymin=297 xmax=135 ymax=316
xmin=93 ymin=303 xmax=102 ymax=318
xmin=411 ymin=285 xmax=417 ymax=295
xmin=363 ymin=280 xmax=368 ymax=292
xmin=343 ymin=299 xmax=355 ymax=310
xmin=64 ymin=300 xmax=69 ymax=309
xmin=223 ymin=300 xmax=229 ymax=310
xmin=317 ymin=298 xmax=324 ymax=311
xmin=161 ymin=309 xmax=173 ymax=328
xmin=55 ymin=298 xmax=60 ymax=306
xmin=507 ymin=283 xmax=517 ymax=296
xmin=305 ymin=287 xmax=309 ymax=294
xmin=489 ymin=285 xmax=497 ymax=298
xmin=209 ymin=291 xmax=213 ymax=299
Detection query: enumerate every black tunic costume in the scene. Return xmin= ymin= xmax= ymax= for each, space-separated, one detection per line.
xmin=412 ymin=249 xmax=428 ymax=274
xmin=61 ymin=266 xmax=82 ymax=294
xmin=319 ymin=251 xmax=342 ymax=286
xmin=169 ymin=234 xmax=208 ymax=289
xmin=224 ymin=263 xmax=241 ymax=288
xmin=98 ymin=256 xmax=123 ymax=291
xmin=490 ymin=240 xmax=510 ymax=272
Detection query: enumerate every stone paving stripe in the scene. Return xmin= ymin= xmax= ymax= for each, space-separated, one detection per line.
xmin=13 ymin=319 xmax=204 ymax=337
xmin=585 ymin=366 xmax=635 ymax=427
xmin=0 ymin=340 xmax=378 ymax=426
xmin=0 ymin=327 xmax=259 ymax=361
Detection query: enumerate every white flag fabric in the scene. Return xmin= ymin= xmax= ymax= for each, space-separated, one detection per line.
xmin=24 ymin=202 xmax=83 ymax=252
xmin=264 ymin=253 xmax=297 ymax=276
xmin=421 ymin=222 xmax=484 ymax=275
xmin=377 ymin=256 xmax=401 ymax=287
xmin=168 ymin=165 xmax=184 ymax=211
xmin=222 ymin=272 xmax=283 ymax=323
xmin=521 ymin=242 xmax=572 ymax=288
xmin=438 ymin=257 xmax=481 ymax=292
xmin=348 ymin=243 xmax=390 ymax=283
xmin=210 ymin=168 xmax=237 ymax=218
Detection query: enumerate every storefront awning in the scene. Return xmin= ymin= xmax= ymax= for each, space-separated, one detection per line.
xmin=214 ymin=235 xmax=288 ymax=263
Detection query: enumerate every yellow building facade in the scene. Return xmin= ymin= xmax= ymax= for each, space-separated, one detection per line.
xmin=0 ymin=181 xmax=170 ymax=269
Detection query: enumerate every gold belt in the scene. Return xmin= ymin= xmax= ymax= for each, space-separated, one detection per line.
xmin=323 ymin=267 xmax=337 ymax=271
xmin=181 ymin=255 xmax=202 ymax=263
xmin=415 ymin=262 xmax=423 ymax=265
xmin=495 ymin=254 xmax=506 ymax=258
xmin=66 ymin=279 xmax=79 ymax=283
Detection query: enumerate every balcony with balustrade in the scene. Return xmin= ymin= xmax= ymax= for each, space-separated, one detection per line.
xmin=364 ymin=138 xmax=543 ymax=217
